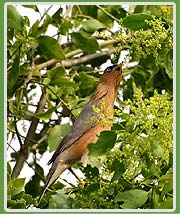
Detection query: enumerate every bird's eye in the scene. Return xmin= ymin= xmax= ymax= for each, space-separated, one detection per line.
xmin=104 ymin=66 xmax=112 ymax=73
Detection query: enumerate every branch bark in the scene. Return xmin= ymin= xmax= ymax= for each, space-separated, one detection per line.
xmin=36 ymin=40 xmax=116 ymax=71
xmin=11 ymin=94 xmax=47 ymax=179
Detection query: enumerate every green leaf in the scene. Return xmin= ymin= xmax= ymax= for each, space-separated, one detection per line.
xmin=82 ymin=19 xmax=106 ymax=33
xmin=7 ymin=162 xmax=11 ymax=183
xmin=114 ymin=189 xmax=149 ymax=208
xmin=48 ymin=124 xmax=71 ymax=152
xmin=48 ymin=66 xmax=66 ymax=80
xmin=164 ymin=50 xmax=173 ymax=79
xmin=122 ymin=13 xmax=153 ymax=31
xmin=29 ymin=20 xmax=40 ymax=37
xmin=84 ymin=165 xmax=99 ymax=179
xmin=111 ymin=159 xmax=125 ymax=183
xmin=60 ymin=19 xmax=73 ymax=35
xmin=48 ymin=190 xmax=70 ymax=209
xmin=8 ymin=198 xmax=26 ymax=209
xmin=85 ymin=182 xmax=100 ymax=193
xmin=88 ymin=131 xmax=117 ymax=157
xmin=22 ymin=5 xmax=39 ymax=12
xmin=161 ymin=180 xmax=173 ymax=198
xmin=39 ymin=14 xmax=52 ymax=33
xmin=37 ymin=35 xmax=66 ymax=60
xmin=8 ymin=178 xmax=25 ymax=196
xmin=7 ymin=55 xmax=20 ymax=98
xmin=75 ymin=72 xmax=97 ymax=97
xmin=35 ymin=106 xmax=56 ymax=121
xmin=71 ymin=32 xmax=101 ymax=54
xmin=52 ymin=8 xmax=63 ymax=27
xmin=158 ymin=197 xmax=173 ymax=209
xmin=72 ymin=5 xmax=98 ymax=18
xmin=49 ymin=77 xmax=75 ymax=95
xmin=97 ymin=8 xmax=114 ymax=28
xmin=7 ymin=5 xmax=23 ymax=31
xmin=25 ymin=174 xmax=40 ymax=197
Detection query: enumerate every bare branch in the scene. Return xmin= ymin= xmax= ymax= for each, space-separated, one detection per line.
xmin=11 ymin=94 xmax=47 ymax=179
xmin=36 ymin=40 xmax=116 ymax=71
xmin=61 ymin=48 xmax=117 ymax=68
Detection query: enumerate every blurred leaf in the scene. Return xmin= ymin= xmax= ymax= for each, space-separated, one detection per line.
xmin=29 ymin=20 xmax=40 ymax=36
xmin=85 ymin=182 xmax=100 ymax=193
xmin=7 ymin=162 xmax=11 ymax=184
xmin=52 ymin=8 xmax=63 ymax=27
xmin=88 ymin=131 xmax=117 ymax=157
xmin=8 ymin=178 xmax=25 ymax=196
xmin=7 ymin=5 xmax=23 ymax=31
xmin=35 ymin=106 xmax=56 ymax=121
xmin=38 ymin=14 xmax=52 ymax=33
xmin=134 ymin=5 xmax=145 ymax=13
xmin=97 ymin=7 xmax=114 ymax=28
xmin=74 ymin=72 xmax=97 ymax=97
xmin=48 ymin=66 xmax=66 ymax=81
xmin=37 ymin=35 xmax=66 ymax=60
xmin=158 ymin=197 xmax=173 ymax=209
xmin=8 ymin=198 xmax=26 ymax=209
xmin=48 ymin=124 xmax=71 ymax=152
xmin=25 ymin=175 xmax=40 ymax=197
xmin=49 ymin=77 xmax=75 ymax=95
xmin=7 ymin=121 xmax=16 ymax=132
xmin=22 ymin=5 xmax=39 ymax=12
xmin=111 ymin=159 xmax=125 ymax=183
xmin=122 ymin=13 xmax=153 ymax=31
xmin=48 ymin=190 xmax=70 ymax=208
xmin=72 ymin=5 xmax=98 ymax=18
xmin=84 ymin=165 xmax=99 ymax=179
xmin=71 ymin=32 xmax=101 ymax=54
xmin=164 ymin=50 xmax=173 ymax=79
xmin=82 ymin=18 xmax=106 ymax=33
xmin=60 ymin=19 xmax=73 ymax=35
xmin=114 ymin=189 xmax=148 ymax=208
xmin=7 ymin=55 xmax=20 ymax=98
xmin=161 ymin=180 xmax=173 ymax=198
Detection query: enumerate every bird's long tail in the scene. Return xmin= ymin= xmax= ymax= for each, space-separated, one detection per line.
xmin=38 ymin=162 xmax=70 ymax=203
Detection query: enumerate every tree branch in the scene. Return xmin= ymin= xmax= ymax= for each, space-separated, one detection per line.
xmin=61 ymin=48 xmax=117 ymax=68
xmin=11 ymin=94 xmax=47 ymax=179
xmin=36 ymin=40 xmax=116 ymax=71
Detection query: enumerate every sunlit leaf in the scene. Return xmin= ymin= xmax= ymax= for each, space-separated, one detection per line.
xmin=7 ymin=5 xmax=23 ymax=31
xmin=114 ymin=189 xmax=148 ymax=208
xmin=8 ymin=178 xmax=25 ymax=196
xmin=48 ymin=124 xmax=71 ymax=152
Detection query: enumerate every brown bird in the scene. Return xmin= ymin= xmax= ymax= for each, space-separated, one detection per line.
xmin=39 ymin=63 xmax=123 ymax=201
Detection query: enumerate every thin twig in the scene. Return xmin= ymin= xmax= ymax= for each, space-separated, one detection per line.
xmin=96 ymin=5 xmax=120 ymax=23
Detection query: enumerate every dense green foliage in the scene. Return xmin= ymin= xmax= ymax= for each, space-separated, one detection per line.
xmin=7 ymin=4 xmax=173 ymax=209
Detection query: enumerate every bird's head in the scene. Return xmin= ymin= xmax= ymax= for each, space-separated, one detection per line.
xmin=103 ymin=63 xmax=123 ymax=74
xmin=91 ymin=63 xmax=123 ymax=101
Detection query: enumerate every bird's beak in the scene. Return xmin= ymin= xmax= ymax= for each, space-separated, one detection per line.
xmin=114 ymin=63 xmax=123 ymax=73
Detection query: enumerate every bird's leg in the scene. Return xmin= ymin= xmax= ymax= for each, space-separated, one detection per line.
xmin=68 ymin=167 xmax=86 ymax=185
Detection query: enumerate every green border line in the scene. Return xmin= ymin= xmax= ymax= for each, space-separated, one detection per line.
xmin=2 ymin=1 xmax=179 ymax=214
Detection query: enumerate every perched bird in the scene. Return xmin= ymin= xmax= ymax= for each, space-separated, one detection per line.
xmin=39 ymin=63 xmax=123 ymax=201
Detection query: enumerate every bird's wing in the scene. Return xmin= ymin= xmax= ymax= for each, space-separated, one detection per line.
xmin=48 ymin=99 xmax=101 ymax=164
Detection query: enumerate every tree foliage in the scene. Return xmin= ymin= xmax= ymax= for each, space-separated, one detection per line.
xmin=7 ymin=4 xmax=173 ymax=209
